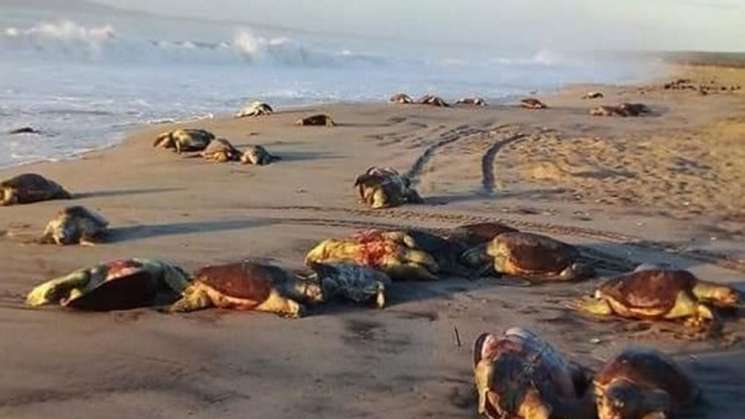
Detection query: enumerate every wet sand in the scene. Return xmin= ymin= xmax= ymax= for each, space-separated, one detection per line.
xmin=1 ymin=65 xmax=745 ymax=418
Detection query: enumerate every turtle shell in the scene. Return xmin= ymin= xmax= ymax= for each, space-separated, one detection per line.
xmin=60 ymin=206 xmax=109 ymax=228
xmin=1 ymin=173 xmax=70 ymax=203
xmin=63 ymin=259 xmax=158 ymax=310
xmin=194 ymin=262 xmax=287 ymax=306
xmin=595 ymin=348 xmax=699 ymax=407
xmin=597 ymin=270 xmax=698 ymax=316
xmin=474 ymin=328 xmax=577 ymax=416
xmin=449 ymin=222 xmax=518 ymax=246
xmin=490 ymin=232 xmax=579 ymax=274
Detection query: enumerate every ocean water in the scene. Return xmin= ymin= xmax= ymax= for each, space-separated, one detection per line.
xmin=0 ymin=2 xmax=658 ymax=169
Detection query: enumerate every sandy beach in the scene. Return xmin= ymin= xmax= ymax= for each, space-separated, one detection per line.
xmin=1 ymin=64 xmax=745 ymax=418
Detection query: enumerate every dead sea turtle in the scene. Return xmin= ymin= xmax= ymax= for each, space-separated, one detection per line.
xmin=581 ymin=91 xmax=604 ymax=99
xmin=1 ymin=173 xmax=71 ymax=206
xmin=235 ymin=101 xmax=273 ymax=118
xmin=474 ymin=327 xmax=594 ymax=419
xmin=26 ymin=259 xmax=190 ymax=310
xmin=590 ymin=103 xmax=651 ymax=117
xmin=417 ymin=94 xmax=450 ymax=107
xmin=241 ymin=144 xmax=280 ymax=165
xmin=397 ymin=228 xmax=474 ymax=277
xmin=448 ymin=222 xmax=519 ymax=247
xmin=462 ymin=232 xmax=594 ymax=281
xmin=39 ymin=206 xmax=108 ymax=246
xmin=305 ymin=231 xmax=439 ymax=281
xmin=594 ymin=348 xmax=700 ymax=419
xmin=307 ymin=262 xmax=390 ymax=308
xmin=153 ymin=128 xmax=214 ymax=153
xmin=574 ymin=268 xmax=739 ymax=328
xmin=456 ymin=97 xmax=487 ymax=106
xmin=390 ymin=93 xmax=414 ymax=104
xmin=170 ymin=262 xmax=323 ymax=317
xmin=296 ymin=114 xmax=336 ymax=127
xmin=201 ymin=138 xmax=242 ymax=162
xmin=354 ymin=166 xmax=423 ymax=209
xmin=520 ymin=98 xmax=548 ymax=109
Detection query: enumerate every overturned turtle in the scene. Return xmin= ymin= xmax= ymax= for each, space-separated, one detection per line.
xmin=448 ymin=222 xmax=519 ymax=247
xmin=474 ymin=327 xmax=594 ymax=419
xmin=574 ymin=268 xmax=739 ymax=329
xmin=296 ymin=114 xmax=336 ymax=127
xmin=170 ymin=262 xmax=322 ymax=317
xmin=39 ymin=206 xmax=108 ymax=246
xmin=520 ymin=98 xmax=548 ymax=109
xmin=581 ymin=91 xmax=604 ymax=99
xmin=390 ymin=93 xmax=414 ymax=104
xmin=461 ymin=232 xmax=594 ymax=281
xmin=354 ymin=166 xmax=423 ymax=209
xmin=594 ymin=348 xmax=700 ymax=419
xmin=590 ymin=103 xmax=651 ymax=117
xmin=305 ymin=231 xmax=439 ymax=281
xmin=26 ymin=259 xmax=190 ymax=310
xmin=307 ymin=262 xmax=390 ymax=308
xmin=456 ymin=97 xmax=487 ymax=106
xmin=235 ymin=101 xmax=273 ymax=118
xmin=153 ymin=128 xmax=214 ymax=153
xmin=1 ymin=173 xmax=71 ymax=206
xmin=201 ymin=138 xmax=242 ymax=162
xmin=417 ymin=94 xmax=450 ymax=107
xmin=241 ymin=144 xmax=280 ymax=165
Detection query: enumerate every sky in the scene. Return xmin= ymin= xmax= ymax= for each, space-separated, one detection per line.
xmin=78 ymin=0 xmax=745 ymax=51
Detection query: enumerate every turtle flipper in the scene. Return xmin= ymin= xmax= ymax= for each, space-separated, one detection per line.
xmin=0 ymin=188 xmax=17 ymax=206
xmin=169 ymin=285 xmax=213 ymax=312
xmin=26 ymin=270 xmax=91 ymax=306
xmin=572 ymin=296 xmax=613 ymax=316
xmin=518 ymin=389 xmax=551 ymax=419
xmin=255 ymin=289 xmax=305 ymax=318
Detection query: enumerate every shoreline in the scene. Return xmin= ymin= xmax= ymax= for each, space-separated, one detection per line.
xmin=1 ymin=64 xmax=745 ymax=418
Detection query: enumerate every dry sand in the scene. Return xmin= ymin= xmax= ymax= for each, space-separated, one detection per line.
xmin=1 ymin=65 xmax=745 ymax=418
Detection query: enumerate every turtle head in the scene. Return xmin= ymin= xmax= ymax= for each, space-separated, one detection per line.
xmin=598 ymin=379 xmax=653 ymax=419
xmin=0 ymin=187 xmax=17 ymax=206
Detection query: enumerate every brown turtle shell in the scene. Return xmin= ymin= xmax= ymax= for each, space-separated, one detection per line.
xmin=63 ymin=260 xmax=158 ymax=310
xmin=520 ymin=98 xmax=548 ymax=109
xmin=194 ymin=262 xmax=286 ymax=305
xmin=474 ymin=328 xmax=578 ymax=415
xmin=492 ymin=232 xmax=579 ymax=273
xmin=598 ymin=270 xmax=697 ymax=314
xmin=1 ymin=173 xmax=70 ymax=203
xmin=450 ymin=222 xmax=518 ymax=246
xmin=296 ymin=114 xmax=335 ymax=126
xmin=596 ymin=348 xmax=699 ymax=408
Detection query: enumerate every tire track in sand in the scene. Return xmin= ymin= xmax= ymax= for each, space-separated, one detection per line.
xmin=242 ymin=205 xmax=745 ymax=274
xmin=481 ymin=133 xmax=527 ymax=194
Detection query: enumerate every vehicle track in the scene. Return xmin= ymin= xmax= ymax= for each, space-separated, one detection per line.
xmin=242 ymin=205 xmax=745 ymax=274
xmin=404 ymin=125 xmax=485 ymax=182
xmin=481 ymin=133 xmax=526 ymax=194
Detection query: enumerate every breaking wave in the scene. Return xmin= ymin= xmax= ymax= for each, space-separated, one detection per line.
xmin=0 ymin=20 xmax=384 ymax=67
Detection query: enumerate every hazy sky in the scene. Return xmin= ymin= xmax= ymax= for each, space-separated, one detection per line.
xmin=91 ymin=0 xmax=745 ymax=51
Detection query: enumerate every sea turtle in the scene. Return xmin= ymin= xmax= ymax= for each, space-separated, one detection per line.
xmin=201 ymin=138 xmax=242 ymax=162
xmin=296 ymin=114 xmax=336 ymax=127
xmin=520 ymin=98 xmax=548 ymax=109
xmin=461 ymin=232 xmax=594 ymax=281
xmin=473 ymin=327 xmax=595 ymax=419
xmin=26 ymin=259 xmax=190 ymax=310
xmin=307 ymin=261 xmax=390 ymax=308
xmin=590 ymin=103 xmax=651 ymax=117
xmin=153 ymin=128 xmax=214 ymax=153
xmin=39 ymin=206 xmax=109 ymax=246
xmin=448 ymin=222 xmax=519 ymax=247
xmin=594 ymin=348 xmax=700 ymax=419
xmin=417 ymin=94 xmax=450 ymax=107
xmin=390 ymin=93 xmax=414 ymax=104
xmin=235 ymin=101 xmax=273 ymax=118
xmin=241 ymin=144 xmax=280 ymax=165
xmin=574 ymin=268 xmax=739 ymax=329
xmin=170 ymin=261 xmax=325 ymax=317
xmin=354 ymin=166 xmax=423 ymax=209
xmin=305 ymin=231 xmax=439 ymax=281
xmin=581 ymin=91 xmax=604 ymax=99
xmin=0 ymin=173 xmax=71 ymax=206
xmin=456 ymin=97 xmax=487 ymax=106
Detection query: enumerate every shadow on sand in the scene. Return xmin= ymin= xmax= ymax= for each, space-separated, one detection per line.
xmin=76 ymin=187 xmax=184 ymax=199
xmin=108 ymin=219 xmax=275 ymax=242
